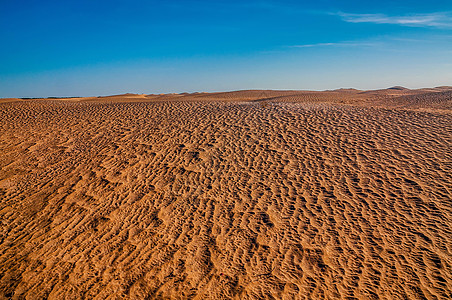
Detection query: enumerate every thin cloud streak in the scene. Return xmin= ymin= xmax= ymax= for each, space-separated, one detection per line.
xmin=289 ymin=41 xmax=381 ymax=48
xmin=335 ymin=11 xmax=452 ymax=28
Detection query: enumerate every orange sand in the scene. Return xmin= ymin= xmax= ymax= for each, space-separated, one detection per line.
xmin=0 ymin=88 xmax=451 ymax=299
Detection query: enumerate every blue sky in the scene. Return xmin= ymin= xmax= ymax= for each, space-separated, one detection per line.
xmin=1 ymin=0 xmax=452 ymax=97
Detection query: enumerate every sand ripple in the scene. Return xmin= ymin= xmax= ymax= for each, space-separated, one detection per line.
xmin=0 ymin=99 xmax=451 ymax=299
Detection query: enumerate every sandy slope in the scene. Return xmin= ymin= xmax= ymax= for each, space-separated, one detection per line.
xmin=0 ymin=89 xmax=451 ymax=299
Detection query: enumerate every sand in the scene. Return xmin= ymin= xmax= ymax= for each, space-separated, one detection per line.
xmin=0 ymin=88 xmax=451 ymax=299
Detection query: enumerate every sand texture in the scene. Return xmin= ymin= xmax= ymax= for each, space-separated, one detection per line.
xmin=0 ymin=88 xmax=451 ymax=299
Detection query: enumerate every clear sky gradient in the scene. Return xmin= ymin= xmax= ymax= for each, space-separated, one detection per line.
xmin=1 ymin=0 xmax=452 ymax=97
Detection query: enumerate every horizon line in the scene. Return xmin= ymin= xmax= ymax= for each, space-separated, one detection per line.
xmin=3 ymin=85 xmax=452 ymax=99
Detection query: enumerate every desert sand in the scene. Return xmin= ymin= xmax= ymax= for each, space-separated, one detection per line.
xmin=0 ymin=88 xmax=451 ymax=299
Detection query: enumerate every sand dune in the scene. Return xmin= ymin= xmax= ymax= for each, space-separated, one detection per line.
xmin=0 ymin=88 xmax=451 ymax=299
xmin=371 ymin=90 xmax=452 ymax=111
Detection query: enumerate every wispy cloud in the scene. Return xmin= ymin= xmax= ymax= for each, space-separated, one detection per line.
xmin=335 ymin=12 xmax=452 ymax=28
xmin=289 ymin=41 xmax=380 ymax=48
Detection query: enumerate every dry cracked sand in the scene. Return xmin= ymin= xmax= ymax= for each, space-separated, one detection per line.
xmin=0 ymin=88 xmax=451 ymax=299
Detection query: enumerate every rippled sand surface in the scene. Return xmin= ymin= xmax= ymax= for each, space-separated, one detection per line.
xmin=1 ymin=91 xmax=451 ymax=299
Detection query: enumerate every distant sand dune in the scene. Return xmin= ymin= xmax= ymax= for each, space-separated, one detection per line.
xmin=72 ymin=87 xmax=452 ymax=112
xmin=0 ymin=88 xmax=451 ymax=299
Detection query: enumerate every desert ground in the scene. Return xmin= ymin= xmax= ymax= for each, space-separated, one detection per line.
xmin=0 ymin=87 xmax=451 ymax=299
